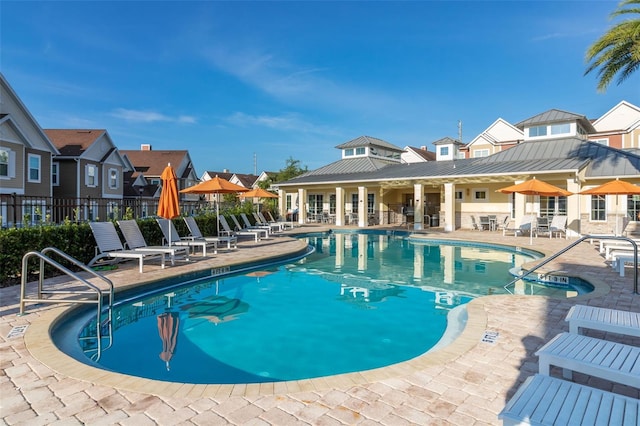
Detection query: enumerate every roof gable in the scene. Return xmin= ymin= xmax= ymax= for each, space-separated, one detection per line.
xmin=45 ymin=129 xmax=106 ymax=156
xmin=336 ymin=135 xmax=403 ymax=152
xmin=592 ymin=100 xmax=640 ymax=132
xmin=120 ymin=149 xmax=191 ymax=177
xmin=516 ymin=109 xmax=596 ymax=133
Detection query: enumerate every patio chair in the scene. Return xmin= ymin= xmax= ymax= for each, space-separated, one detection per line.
xmin=470 ymin=216 xmax=480 ymax=230
xmin=182 ymin=216 xmax=237 ymax=251
xmin=88 ymin=221 xmax=166 ymax=273
xmin=219 ymin=215 xmax=261 ymax=242
xmin=548 ymin=215 xmax=567 ymax=239
xmin=496 ymin=215 xmax=510 ymax=233
xmin=478 ymin=216 xmax=491 ymax=231
xmin=156 ymin=218 xmax=218 ymax=256
xmin=232 ymin=214 xmax=270 ymax=239
xmin=117 ymin=219 xmax=190 ymax=264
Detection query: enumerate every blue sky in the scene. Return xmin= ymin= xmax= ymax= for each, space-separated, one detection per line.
xmin=3 ymin=1 xmax=639 ymax=177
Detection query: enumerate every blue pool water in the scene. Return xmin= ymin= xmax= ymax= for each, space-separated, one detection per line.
xmin=54 ymin=231 xmax=593 ymax=384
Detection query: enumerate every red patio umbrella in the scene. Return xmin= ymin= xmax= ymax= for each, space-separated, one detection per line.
xmin=157 ymin=164 xmax=180 ymax=245
xmin=157 ymin=312 xmax=179 ymax=371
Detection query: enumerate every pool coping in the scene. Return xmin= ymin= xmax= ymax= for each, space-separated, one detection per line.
xmin=22 ymin=233 xmax=610 ymax=398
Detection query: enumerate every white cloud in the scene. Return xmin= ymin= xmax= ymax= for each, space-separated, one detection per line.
xmin=224 ymin=111 xmax=340 ymax=136
xmin=111 ymin=108 xmax=196 ymax=124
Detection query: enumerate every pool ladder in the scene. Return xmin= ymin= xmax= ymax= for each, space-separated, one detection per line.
xmin=504 ymin=235 xmax=638 ymax=294
xmin=20 ymin=247 xmax=114 ymax=360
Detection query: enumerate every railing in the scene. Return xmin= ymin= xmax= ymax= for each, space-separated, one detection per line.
xmin=20 ymin=247 xmax=115 ymax=360
xmin=504 ymin=235 xmax=638 ymax=294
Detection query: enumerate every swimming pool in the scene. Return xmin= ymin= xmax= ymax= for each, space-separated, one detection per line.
xmin=53 ymin=231 xmax=592 ymax=384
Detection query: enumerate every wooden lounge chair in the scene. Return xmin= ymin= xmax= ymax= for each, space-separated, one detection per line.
xmin=156 ymin=218 xmax=218 ymax=256
xmin=219 ymin=215 xmax=261 ymax=242
xmin=117 ymin=219 xmax=190 ymax=264
xmin=499 ymin=373 xmax=640 ymax=426
xmin=182 ymin=216 xmax=237 ymax=251
xmin=535 ymin=332 xmax=640 ymax=388
xmin=565 ymin=304 xmax=640 ymax=337
xmin=88 ymin=221 xmax=166 ymax=273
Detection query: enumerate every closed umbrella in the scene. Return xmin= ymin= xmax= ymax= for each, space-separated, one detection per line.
xmin=580 ymin=178 xmax=640 ymax=236
xmin=180 ymin=175 xmax=249 ymax=235
xmin=157 ymin=164 xmax=180 ymax=246
xmin=157 ymin=311 xmax=179 ymax=371
xmin=497 ymin=177 xmax=573 ymax=244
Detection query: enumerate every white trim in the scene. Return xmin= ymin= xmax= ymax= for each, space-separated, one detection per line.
xmin=27 ymin=153 xmax=41 ymax=183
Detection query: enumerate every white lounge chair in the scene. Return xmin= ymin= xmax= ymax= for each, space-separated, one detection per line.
xmin=183 ymin=216 xmax=237 ymax=251
xmin=238 ymin=213 xmax=275 ymax=234
xmin=565 ymin=304 xmax=640 ymax=337
xmin=610 ymin=251 xmax=639 ymax=277
xmin=503 ymin=215 xmax=535 ymax=237
xmin=219 ymin=215 xmax=261 ymax=242
xmin=254 ymin=212 xmax=284 ymax=232
xmin=547 ymin=215 xmax=567 ymax=239
xmin=535 ymin=332 xmax=640 ymax=388
xmin=498 ymin=373 xmax=640 ymax=426
xmin=230 ymin=214 xmax=269 ymax=239
xmin=266 ymin=211 xmax=295 ymax=229
xmin=88 ymin=221 xmax=166 ymax=273
xmin=117 ymin=219 xmax=190 ymax=264
xmin=156 ymin=218 xmax=218 ymax=256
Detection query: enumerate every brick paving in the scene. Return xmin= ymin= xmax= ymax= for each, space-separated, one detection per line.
xmin=1 ymin=227 xmax=639 ymax=425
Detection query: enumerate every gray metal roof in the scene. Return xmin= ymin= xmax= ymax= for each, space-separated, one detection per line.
xmin=335 ymin=135 xmax=403 ymax=151
xmin=432 ymin=136 xmax=464 ymax=146
xmin=515 ymin=109 xmax=596 ymax=133
xmin=279 ymin=138 xmax=640 ymax=186
xmin=296 ymin=157 xmax=398 ymax=177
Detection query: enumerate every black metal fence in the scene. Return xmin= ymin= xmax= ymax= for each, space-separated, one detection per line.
xmin=0 ymin=194 xmax=211 ymax=228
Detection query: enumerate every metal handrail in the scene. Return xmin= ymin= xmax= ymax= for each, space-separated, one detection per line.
xmin=505 ymin=235 xmax=638 ymax=294
xmin=20 ymin=248 xmax=115 ymax=360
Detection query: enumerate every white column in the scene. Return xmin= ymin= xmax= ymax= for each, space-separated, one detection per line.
xmin=298 ymin=188 xmax=307 ymax=224
xmin=413 ymin=183 xmax=423 ymax=230
xmin=278 ymin=189 xmax=285 ymax=218
xmin=443 ymin=183 xmax=455 ymax=232
xmin=413 ymin=244 xmax=423 ymax=281
xmin=335 ymin=187 xmax=345 ymax=226
xmin=514 ymin=180 xmax=526 ymax=226
xmin=358 ymin=186 xmax=367 ymax=227
xmin=566 ymin=178 xmax=580 ymax=237
xmin=358 ymin=234 xmax=368 ymax=271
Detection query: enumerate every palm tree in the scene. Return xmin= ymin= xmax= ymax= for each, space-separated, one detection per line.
xmin=584 ymin=0 xmax=640 ymax=92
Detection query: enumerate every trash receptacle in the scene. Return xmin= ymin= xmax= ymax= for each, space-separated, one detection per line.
xmin=431 ymin=215 xmax=439 ymax=227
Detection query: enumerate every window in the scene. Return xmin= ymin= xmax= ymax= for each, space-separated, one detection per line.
xmin=108 ymin=168 xmax=118 ymax=189
xmin=540 ymin=196 xmax=567 ymax=217
xmin=590 ymin=138 xmax=609 ymax=146
xmin=52 ymin=162 xmax=59 ymax=186
xmin=86 ymin=164 xmax=98 ymax=187
xmin=439 ymin=146 xmax=449 ymax=156
xmin=473 ymin=149 xmax=489 ymax=158
xmin=286 ymin=194 xmax=293 ymax=211
xmin=351 ymin=193 xmax=359 ymax=213
xmin=590 ymin=195 xmax=606 ymax=221
xmin=329 ymin=194 xmax=336 ymax=214
xmin=0 ymin=149 xmax=9 ymax=177
xmin=529 ymin=126 xmax=547 ymax=137
xmin=550 ymin=123 xmax=570 ymax=135
xmin=355 ymin=147 xmax=365 ymax=155
xmin=628 ymin=195 xmax=640 ymax=222
xmin=367 ymin=193 xmax=375 ymax=214
xmin=473 ymin=189 xmax=487 ymax=200
xmin=455 ymin=190 xmax=463 ymax=201
xmin=344 ymin=148 xmax=354 ymax=156
xmin=307 ymin=194 xmax=323 ymax=215
xmin=28 ymin=154 xmax=41 ymax=182
xmin=107 ymin=202 xmax=119 ymax=220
